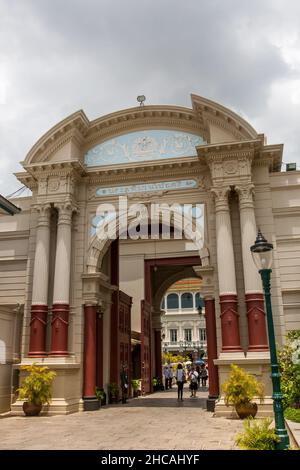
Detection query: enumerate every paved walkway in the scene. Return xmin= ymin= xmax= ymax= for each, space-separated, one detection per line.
xmin=0 ymin=388 xmax=244 ymax=450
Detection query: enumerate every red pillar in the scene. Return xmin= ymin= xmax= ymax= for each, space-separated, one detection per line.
xmin=83 ymin=304 xmax=98 ymax=410
xmin=246 ymin=293 xmax=269 ymax=351
xmin=220 ymin=294 xmax=242 ymax=352
xmin=110 ymin=239 xmax=119 ymax=385
xmin=154 ymin=330 xmax=162 ymax=384
xmin=28 ymin=305 xmax=48 ymax=357
xmin=49 ymin=303 xmax=69 ymax=356
xmin=204 ymin=298 xmax=219 ymax=399
xmin=96 ymin=312 xmax=103 ymax=389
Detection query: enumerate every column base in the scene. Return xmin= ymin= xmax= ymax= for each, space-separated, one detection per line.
xmin=28 ymin=352 xmax=48 ymax=357
xmin=49 ymin=303 xmax=69 ymax=356
xmin=207 ymin=397 xmax=218 ymax=412
xmin=214 ymin=397 xmax=274 ymax=418
xmin=83 ymin=397 xmax=100 ymax=411
xmin=246 ymin=293 xmax=269 ymax=351
xmin=28 ymin=304 xmax=48 ymax=356
xmin=219 ymin=294 xmax=243 ymax=352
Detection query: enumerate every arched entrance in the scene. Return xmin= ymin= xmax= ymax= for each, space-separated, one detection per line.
xmin=82 ymin=214 xmax=219 ymax=410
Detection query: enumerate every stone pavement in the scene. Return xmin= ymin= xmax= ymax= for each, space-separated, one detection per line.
xmin=0 ymin=387 xmax=244 ymax=450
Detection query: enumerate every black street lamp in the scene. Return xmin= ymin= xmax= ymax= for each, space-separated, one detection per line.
xmin=250 ymin=229 xmax=290 ymax=450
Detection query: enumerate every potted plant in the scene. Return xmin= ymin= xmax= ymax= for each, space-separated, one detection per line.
xmin=95 ymin=387 xmax=106 ymax=406
xmin=131 ymin=379 xmax=141 ymax=398
xmin=107 ymin=382 xmax=119 ymax=404
xmin=17 ymin=363 xmax=56 ymax=416
xmin=152 ymin=377 xmax=159 ymax=391
xmin=222 ymin=364 xmax=264 ymax=419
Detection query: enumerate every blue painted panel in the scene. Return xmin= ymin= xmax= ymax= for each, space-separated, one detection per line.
xmin=84 ymin=130 xmax=205 ymax=166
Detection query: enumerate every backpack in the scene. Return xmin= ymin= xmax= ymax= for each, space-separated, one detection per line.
xmin=191 ymin=372 xmax=198 ymax=383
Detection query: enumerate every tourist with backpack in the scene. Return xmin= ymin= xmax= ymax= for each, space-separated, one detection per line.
xmin=189 ymin=365 xmax=199 ymax=397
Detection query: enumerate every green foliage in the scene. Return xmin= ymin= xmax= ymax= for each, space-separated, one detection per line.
xmin=95 ymin=387 xmax=105 ymax=401
xmin=131 ymin=379 xmax=141 ymax=390
xmin=107 ymin=382 xmax=119 ymax=398
xmin=152 ymin=377 xmax=158 ymax=386
xmin=278 ymin=330 xmax=300 ymax=408
xmin=17 ymin=363 xmax=56 ymax=406
xmin=162 ymin=352 xmax=188 ymax=365
xmin=235 ymin=418 xmax=280 ymax=450
xmin=284 ymin=407 xmax=300 ymax=423
xmin=222 ymin=364 xmax=264 ymax=407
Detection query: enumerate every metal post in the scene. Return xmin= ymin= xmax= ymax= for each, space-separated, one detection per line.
xmin=260 ymin=268 xmax=290 ymax=450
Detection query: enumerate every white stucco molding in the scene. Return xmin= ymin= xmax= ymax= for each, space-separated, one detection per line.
xmin=21 ymin=94 xmax=269 ymax=169
xmin=191 ymin=94 xmax=258 ymax=142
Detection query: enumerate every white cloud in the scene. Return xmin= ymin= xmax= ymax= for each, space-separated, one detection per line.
xmin=1 ymin=0 xmax=300 ymax=196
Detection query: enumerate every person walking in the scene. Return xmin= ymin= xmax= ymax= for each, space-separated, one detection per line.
xmin=168 ymin=366 xmax=173 ymax=389
xmin=163 ymin=365 xmax=169 ymax=390
xmin=175 ymin=363 xmax=185 ymax=401
xmin=201 ymin=364 xmax=208 ymax=387
xmin=189 ymin=365 xmax=199 ymax=397
xmin=120 ymin=363 xmax=129 ymax=404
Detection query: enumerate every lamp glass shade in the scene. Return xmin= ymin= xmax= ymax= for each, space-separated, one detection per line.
xmin=250 ymin=229 xmax=273 ymax=270
xmin=251 ymin=250 xmax=273 ymax=270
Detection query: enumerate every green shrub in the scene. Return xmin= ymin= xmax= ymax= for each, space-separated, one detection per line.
xmin=95 ymin=387 xmax=105 ymax=401
xmin=285 ymin=407 xmax=300 ymax=423
xmin=107 ymin=382 xmax=119 ymax=398
xmin=222 ymin=364 xmax=264 ymax=407
xmin=278 ymin=330 xmax=300 ymax=408
xmin=131 ymin=379 xmax=141 ymax=390
xmin=235 ymin=418 xmax=280 ymax=450
xmin=17 ymin=363 xmax=56 ymax=406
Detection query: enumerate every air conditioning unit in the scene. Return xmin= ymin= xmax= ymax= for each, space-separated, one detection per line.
xmin=286 ymin=163 xmax=297 ymax=171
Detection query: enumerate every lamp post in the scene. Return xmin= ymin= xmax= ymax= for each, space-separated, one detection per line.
xmin=250 ymin=229 xmax=290 ymax=450
xmin=179 ymin=340 xmax=192 ymax=355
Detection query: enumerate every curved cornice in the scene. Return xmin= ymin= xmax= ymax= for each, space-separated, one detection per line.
xmin=191 ymin=94 xmax=258 ymax=141
xmin=23 ymin=95 xmax=261 ymax=166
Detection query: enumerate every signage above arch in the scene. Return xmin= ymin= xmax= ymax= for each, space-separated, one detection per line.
xmin=84 ymin=129 xmax=206 ymax=167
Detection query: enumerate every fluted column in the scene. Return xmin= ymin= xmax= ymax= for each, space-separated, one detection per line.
xmin=237 ymin=185 xmax=268 ymax=351
xmin=212 ymin=187 xmax=242 ymax=352
xmin=29 ymin=204 xmax=51 ymax=356
xmin=50 ymin=202 xmax=74 ymax=356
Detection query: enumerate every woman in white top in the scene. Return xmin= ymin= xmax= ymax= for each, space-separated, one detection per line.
xmin=175 ymin=363 xmax=185 ymax=401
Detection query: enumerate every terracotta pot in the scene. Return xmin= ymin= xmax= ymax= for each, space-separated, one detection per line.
xmin=235 ymin=402 xmax=258 ymax=419
xmin=23 ymin=402 xmax=42 ymax=416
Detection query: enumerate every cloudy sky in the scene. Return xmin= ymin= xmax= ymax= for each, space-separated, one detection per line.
xmin=1 ymin=0 xmax=300 ymax=196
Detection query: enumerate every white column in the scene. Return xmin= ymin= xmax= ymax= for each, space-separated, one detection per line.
xmin=52 ymin=202 xmax=73 ymax=304
xmin=236 ymin=184 xmax=268 ymax=351
xmin=236 ymin=184 xmax=262 ymax=293
xmin=32 ymin=204 xmax=51 ymax=305
xmin=212 ymin=187 xmax=236 ymax=295
xmin=212 ymin=186 xmax=242 ymax=351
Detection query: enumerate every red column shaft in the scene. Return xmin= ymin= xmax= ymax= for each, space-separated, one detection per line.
xmin=49 ymin=303 xmax=69 ymax=356
xmin=28 ymin=305 xmax=48 ymax=357
xmin=110 ymin=239 xmax=119 ymax=385
xmin=96 ymin=313 xmax=103 ymax=389
xmin=246 ymin=293 xmax=269 ymax=351
xmin=220 ymin=294 xmax=242 ymax=352
xmin=154 ymin=330 xmax=162 ymax=383
xmin=83 ymin=305 xmax=97 ymax=398
xmin=204 ymin=299 xmax=219 ymax=398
